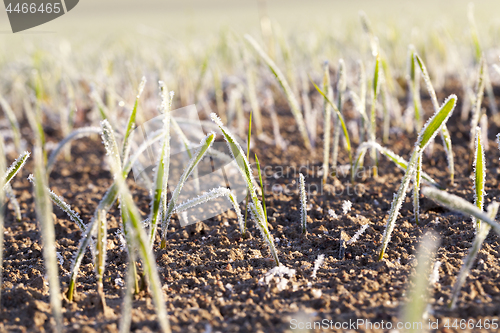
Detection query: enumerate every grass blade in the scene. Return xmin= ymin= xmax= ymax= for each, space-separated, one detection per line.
xmin=46 ymin=127 xmax=102 ymax=175
xmin=244 ymin=34 xmax=311 ymax=150
xmin=370 ymin=54 xmax=380 ymax=176
xmin=160 ymin=132 xmax=216 ymax=248
xmin=449 ymin=202 xmax=499 ymax=309
xmin=378 ymin=147 xmax=421 ymax=260
xmin=5 ymin=184 xmax=21 ymax=221
xmin=332 ymin=59 xmax=346 ymax=175
xmin=413 ymin=154 xmax=422 ymax=224
xmin=149 ymin=83 xmax=172 ymax=248
xmin=0 ymin=96 xmax=21 ymax=152
xmin=255 ymin=154 xmax=267 ymax=226
xmin=299 ymin=173 xmax=307 ymax=234
xmin=211 ymin=113 xmax=280 ymax=266
xmin=421 ymin=187 xmax=500 ymax=236
xmin=2 ymin=151 xmax=30 ymax=190
xmin=402 ymin=232 xmax=440 ymax=333
xmin=32 ymin=147 xmax=62 ymax=332
xmin=321 ymin=61 xmax=333 ymax=184
xmin=416 ymin=95 xmax=457 ymax=151
xmin=243 ymin=111 xmax=252 ymax=236
xmin=175 ymin=187 xmax=244 ymax=234
xmin=310 ymin=78 xmax=352 ymax=168
xmin=101 ymin=118 xmax=172 ymax=332
xmin=415 ymin=53 xmax=454 ymax=184
xmin=0 ymin=136 xmax=6 ymax=306
xmin=473 ymin=127 xmax=485 ymax=230
xmin=121 ymin=76 xmax=146 ymax=164
xmin=352 ymin=141 xmax=438 ymax=187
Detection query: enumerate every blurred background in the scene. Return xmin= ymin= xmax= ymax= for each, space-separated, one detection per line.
xmin=1 ymin=0 xmax=500 ymax=46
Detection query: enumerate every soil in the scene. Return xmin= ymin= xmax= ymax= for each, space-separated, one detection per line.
xmin=2 ymin=82 xmax=500 ymax=333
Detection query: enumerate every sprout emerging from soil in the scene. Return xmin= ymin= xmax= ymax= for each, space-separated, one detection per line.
xmin=211 ymin=113 xmax=280 ymax=266
xmin=299 ymin=173 xmax=307 ymax=234
xmin=379 ymin=94 xmax=457 ymax=260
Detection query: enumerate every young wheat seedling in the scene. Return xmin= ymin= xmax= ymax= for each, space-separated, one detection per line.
xmin=211 ymin=113 xmax=280 ymax=265
xmin=402 ymin=232 xmax=440 ymax=333
xmin=31 ymin=147 xmax=62 ymax=333
xmin=321 ymin=61 xmax=333 ymax=184
xmin=299 ymin=173 xmax=307 ymax=234
xmin=331 ymin=59 xmax=346 ymax=176
xmin=379 ymin=95 xmax=457 ymax=260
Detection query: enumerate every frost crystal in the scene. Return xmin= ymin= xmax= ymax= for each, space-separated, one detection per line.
xmin=328 ymin=209 xmax=338 ymax=219
xmin=311 ymin=254 xmax=325 ymax=279
xmin=259 ymin=265 xmax=296 ymax=289
xmin=346 ymin=224 xmax=369 ymax=245
xmin=342 ymin=200 xmax=352 ymax=214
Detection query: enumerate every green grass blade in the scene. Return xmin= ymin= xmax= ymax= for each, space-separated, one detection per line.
xmin=96 ymin=209 xmax=107 ymax=299
xmin=5 ymin=184 xmax=21 ymax=221
xmin=321 ymin=61 xmax=332 ymax=184
xmin=332 ymin=59 xmax=346 ymax=175
xmin=473 ymin=127 xmax=485 ymax=229
xmin=149 ymin=83 xmax=172 ymax=248
xmin=46 ymin=127 xmax=102 ymax=175
xmin=416 ymin=95 xmax=457 ymax=151
xmin=121 ymin=76 xmax=146 ymax=164
xmin=2 ymin=151 xmax=30 ymax=190
xmin=421 ymin=187 xmax=500 ymax=236
xmin=243 ymin=111 xmax=252 ymax=236
xmin=440 ymin=126 xmax=455 ymax=184
xmin=32 ymin=147 xmax=62 ymax=332
xmin=310 ymin=78 xmax=352 ymax=167
xmin=408 ymin=46 xmax=422 ymax=131
xmin=370 ymin=55 xmax=380 ymax=176
xmin=299 ymin=173 xmax=307 ymax=234
xmin=402 ymin=232 xmax=440 ymax=332
xmin=160 ymin=132 xmax=216 ymax=248
xmin=352 ymin=141 xmax=438 ymax=187
xmin=470 ymin=57 xmax=486 ymax=161
xmin=0 ymin=96 xmax=21 ymax=152
xmin=415 ymin=53 xmax=455 ymax=184
xmin=114 ymin=166 xmax=172 ymax=333
xmin=0 ymin=136 xmax=6 ymax=306
xmin=413 ymin=154 xmax=422 ymax=225
xmin=255 ymin=154 xmax=267 ymax=226
xmin=244 ymin=34 xmax=311 ymax=150
xmin=379 ymin=147 xmax=421 ymax=260
xmin=449 ymin=202 xmax=499 ymax=309
xmin=211 ymin=113 xmax=280 ymax=266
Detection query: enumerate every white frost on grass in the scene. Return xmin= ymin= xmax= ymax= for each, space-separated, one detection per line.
xmin=342 ymin=200 xmax=352 ymax=214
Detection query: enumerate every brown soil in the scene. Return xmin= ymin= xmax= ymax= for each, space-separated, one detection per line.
xmin=2 ymin=82 xmax=500 ymax=333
